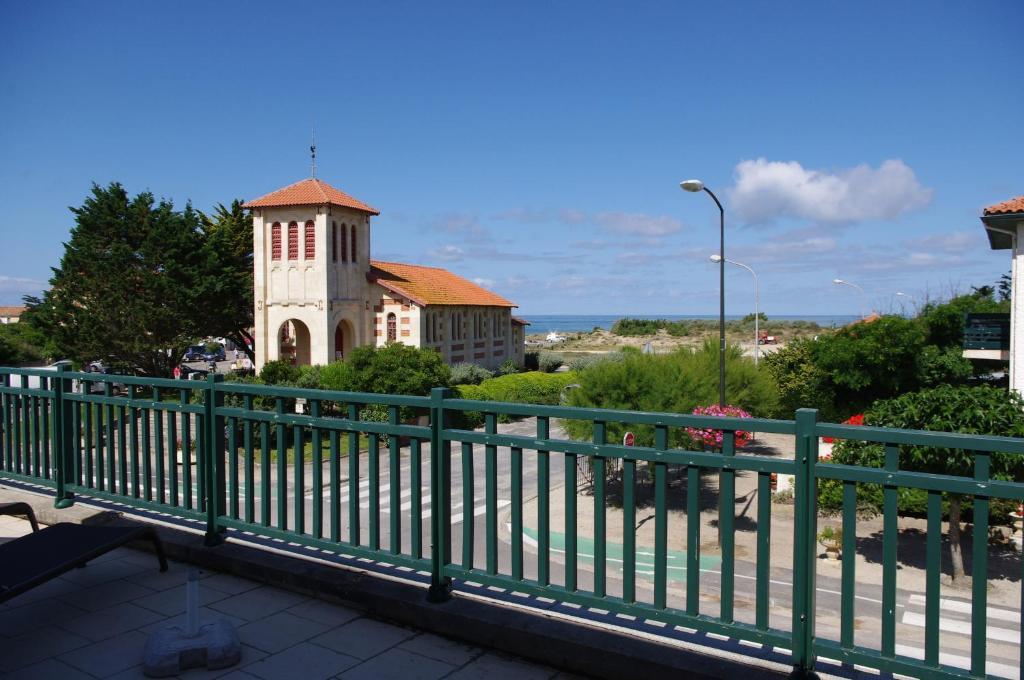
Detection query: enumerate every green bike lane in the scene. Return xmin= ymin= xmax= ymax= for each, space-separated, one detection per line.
xmin=522 ymin=525 xmax=721 ymax=582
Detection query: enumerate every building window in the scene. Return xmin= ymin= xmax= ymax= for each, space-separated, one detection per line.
xmin=387 ymin=313 xmax=397 ymax=343
xmin=304 ymin=220 xmax=315 ymax=260
xmin=271 ymin=222 xmax=281 ymax=261
xmin=341 ymin=224 xmax=348 ymax=262
xmin=287 ymin=222 xmax=298 ymax=260
xmin=331 ymin=221 xmax=337 ymax=262
xmin=351 ymin=225 xmax=357 ymax=264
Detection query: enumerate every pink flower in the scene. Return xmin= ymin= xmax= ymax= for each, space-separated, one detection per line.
xmin=685 ymin=404 xmax=753 ymax=449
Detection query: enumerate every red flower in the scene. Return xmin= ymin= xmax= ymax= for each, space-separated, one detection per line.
xmin=823 ymin=413 xmax=864 ymax=444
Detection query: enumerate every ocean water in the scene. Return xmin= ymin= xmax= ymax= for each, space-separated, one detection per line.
xmin=519 ymin=314 xmax=860 ymax=333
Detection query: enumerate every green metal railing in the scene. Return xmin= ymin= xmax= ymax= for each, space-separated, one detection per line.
xmin=1 ymin=365 xmax=1022 ymax=679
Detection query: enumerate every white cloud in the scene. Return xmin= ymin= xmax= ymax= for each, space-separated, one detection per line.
xmin=615 ymin=252 xmax=653 ymax=266
xmin=730 ymin=158 xmax=932 ymax=224
xmin=902 ymin=230 xmax=980 ymax=253
xmin=472 ymin=277 xmax=495 ymax=288
xmin=428 ymin=245 xmax=464 ymax=262
xmin=0 ymin=275 xmax=46 ymax=303
xmin=595 ymin=212 xmax=682 ymax=236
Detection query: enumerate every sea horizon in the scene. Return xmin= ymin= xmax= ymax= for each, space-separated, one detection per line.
xmin=519 ymin=313 xmax=861 ymax=333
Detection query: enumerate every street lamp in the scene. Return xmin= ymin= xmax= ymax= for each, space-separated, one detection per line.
xmin=833 ymin=278 xmax=868 ymax=319
xmin=681 ymin=179 xmax=726 ymax=407
xmin=711 ymin=255 xmax=760 ymax=366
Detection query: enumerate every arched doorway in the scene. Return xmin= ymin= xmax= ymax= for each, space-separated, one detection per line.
xmin=333 ymin=319 xmax=354 ymax=361
xmin=278 ymin=319 xmax=311 ymax=366
xmin=387 ymin=313 xmax=397 ymax=343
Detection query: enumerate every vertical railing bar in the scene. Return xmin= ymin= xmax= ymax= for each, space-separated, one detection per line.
xmin=565 ymin=442 xmax=578 ymax=593
xmin=347 ymin=403 xmax=360 ymax=546
xmin=141 ymin=393 xmax=151 ymax=502
xmin=720 ymin=430 xmax=736 ymax=624
xmin=410 ymin=437 xmax=423 ymax=559
xmin=924 ymin=490 xmax=941 ymax=666
xmin=427 ymin=387 xmax=453 ymax=601
xmin=755 ymin=471 xmax=772 ymax=631
xmin=275 ymin=397 xmax=287 ymax=531
xmin=31 ymin=394 xmax=39 ymax=478
xmin=259 ymin=420 xmax=270 ymax=527
xmin=129 ymin=396 xmax=140 ymax=498
xmin=485 ymin=413 xmax=498 ymax=575
xmin=388 ymin=405 xmax=401 ymax=554
xmin=311 ymin=399 xmax=323 ymax=540
xmin=840 ymin=480 xmax=857 ymax=648
xmin=84 ymin=399 xmax=94 ymax=488
xmin=592 ymin=421 xmax=607 ymax=598
xmin=41 ymin=392 xmax=50 ymax=479
xmin=72 ymin=390 xmax=82 ymax=486
xmin=791 ymin=409 xmax=819 ymax=676
xmin=153 ymin=388 xmax=163 ymax=504
xmin=881 ymin=443 xmax=899 ymax=658
xmin=622 ymin=453 xmax=636 ymax=605
xmin=368 ymin=432 xmax=380 ymax=551
xmin=243 ymin=395 xmax=254 ymax=524
xmin=105 ymin=384 xmax=115 ymax=494
xmin=685 ymin=463 xmax=699 ymax=616
xmin=228 ymin=415 xmax=238 ymax=519
xmin=167 ymin=406 xmax=177 ymax=506
xmin=181 ymin=390 xmax=192 ymax=510
xmin=971 ymin=450 xmax=990 ymax=678
xmin=461 ymin=441 xmax=474 ymax=570
xmin=293 ymin=419 xmax=304 ymax=535
xmin=511 ymin=444 xmax=523 ymax=581
xmin=1 ymin=374 xmax=9 ymax=472
xmin=654 ymin=425 xmax=668 ymax=610
xmin=204 ymin=374 xmax=225 ymax=544
xmin=537 ymin=416 xmax=551 ymax=587
xmin=329 ymin=429 xmax=340 ymax=543
xmin=118 ymin=403 xmax=128 ymax=497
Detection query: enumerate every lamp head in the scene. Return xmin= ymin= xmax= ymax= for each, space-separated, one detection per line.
xmin=680 ymin=179 xmax=705 ymax=193
xmin=709 ymin=254 xmax=723 ymax=263
xmin=832 ymin=278 xmax=845 ymax=285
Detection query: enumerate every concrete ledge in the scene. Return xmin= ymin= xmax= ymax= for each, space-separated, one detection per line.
xmin=1 ymin=485 xmax=790 ymax=680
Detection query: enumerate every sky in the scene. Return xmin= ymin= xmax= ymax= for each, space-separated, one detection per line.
xmin=1 ymin=2 xmax=1022 ymax=317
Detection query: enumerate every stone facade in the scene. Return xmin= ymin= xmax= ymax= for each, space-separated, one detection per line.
xmin=248 ymin=178 xmax=524 ymax=372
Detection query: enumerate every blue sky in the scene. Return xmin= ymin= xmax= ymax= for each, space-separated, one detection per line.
xmin=1 ymin=2 xmax=1021 ymax=317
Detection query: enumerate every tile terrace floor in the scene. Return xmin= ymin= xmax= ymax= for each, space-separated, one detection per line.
xmin=0 ymin=515 xmax=582 ymax=680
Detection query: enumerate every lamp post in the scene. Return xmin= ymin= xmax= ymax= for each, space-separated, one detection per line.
xmin=833 ymin=278 xmax=868 ymax=319
xmin=712 ymin=255 xmax=759 ymax=366
xmin=895 ymin=291 xmax=916 ymax=317
xmin=682 ymin=179 xmax=725 ymax=407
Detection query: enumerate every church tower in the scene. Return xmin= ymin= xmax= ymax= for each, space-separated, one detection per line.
xmin=244 ymin=179 xmax=379 ymax=371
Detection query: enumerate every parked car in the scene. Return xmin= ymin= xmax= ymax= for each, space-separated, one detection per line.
xmin=183 ymin=345 xmax=205 ymax=362
xmin=201 ymin=345 xmax=226 ymax=362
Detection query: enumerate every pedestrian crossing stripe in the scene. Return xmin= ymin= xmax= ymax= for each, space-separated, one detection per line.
xmin=906 ymin=593 xmax=1020 ymax=624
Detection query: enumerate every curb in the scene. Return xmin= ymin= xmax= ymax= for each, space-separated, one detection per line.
xmin=1 ymin=485 xmax=791 ymax=680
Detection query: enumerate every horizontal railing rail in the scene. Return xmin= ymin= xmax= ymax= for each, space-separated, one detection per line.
xmin=1 ymin=365 xmax=1022 ymax=679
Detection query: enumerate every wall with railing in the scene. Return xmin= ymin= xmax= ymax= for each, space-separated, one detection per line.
xmin=1 ymin=365 xmax=1022 ymax=679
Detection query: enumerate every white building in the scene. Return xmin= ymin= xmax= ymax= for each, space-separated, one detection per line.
xmin=245 ymin=178 xmax=526 ymax=372
xmin=979 ymin=195 xmax=1023 ymax=393
xmin=0 ymin=306 xmax=25 ymax=324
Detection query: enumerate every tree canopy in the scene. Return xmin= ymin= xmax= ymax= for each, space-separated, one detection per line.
xmin=26 ymin=183 xmax=252 ymax=376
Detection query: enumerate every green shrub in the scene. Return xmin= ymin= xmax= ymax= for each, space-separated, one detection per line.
xmin=259 ymin=360 xmax=301 ymax=386
xmin=763 ymin=338 xmax=838 ymax=420
xmin=524 ymin=351 xmax=540 ymax=371
xmin=346 ymin=343 xmax=450 ymax=396
xmin=538 ymin=352 xmax=563 ymax=373
xmin=564 ymin=341 xmax=777 ymax=448
xmin=496 ymin=359 xmax=519 ymax=376
xmin=318 ymin=360 xmax=353 ymax=392
xmin=450 ymin=362 xmax=494 ymax=385
xmin=473 ymin=371 xmax=578 ymax=405
xmin=914 ymin=345 xmax=972 ymax=387
xmin=295 ymin=364 xmax=322 ymax=390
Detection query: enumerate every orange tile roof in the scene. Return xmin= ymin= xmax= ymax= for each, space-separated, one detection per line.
xmin=243 ymin=178 xmax=379 ymax=215
xmin=0 ymin=306 xmax=26 ymax=317
xmin=983 ymin=196 xmax=1024 ymax=216
xmin=369 ymin=261 xmax=516 ymax=308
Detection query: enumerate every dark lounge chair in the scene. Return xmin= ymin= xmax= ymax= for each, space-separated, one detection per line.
xmin=0 ymin=503 xmax=168 ymax=603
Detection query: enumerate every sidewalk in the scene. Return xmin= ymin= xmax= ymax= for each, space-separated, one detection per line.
xmin=0 ymin=514 xmax=574 ymax=680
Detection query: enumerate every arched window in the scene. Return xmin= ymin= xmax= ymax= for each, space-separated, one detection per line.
xmin=271 ymin=222 xmax=282 ymax=261
xmin=351 ymin=225 xmax=357 ymax=264
xmin=304 ymin=220 xmax=315 ymax=260
xmin=287 ymin=222 xmax=299 ymax=260
xmin=331 ymin=221 xmax=337 ymax=262
xmin=387 ymin=313 xmax=397 ymax=343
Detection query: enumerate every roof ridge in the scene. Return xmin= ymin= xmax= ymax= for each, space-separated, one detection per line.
xmin=371 ymin=259 xmax=448 ymax=272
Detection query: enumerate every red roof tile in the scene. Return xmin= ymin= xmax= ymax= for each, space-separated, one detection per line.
xmin=244 ymin=178 xmax=379 ymax=215
xmin=369 ymin=261 xmax=516 ymax=308
xmin=983 ymin=196 xmax=1024 ymax=216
